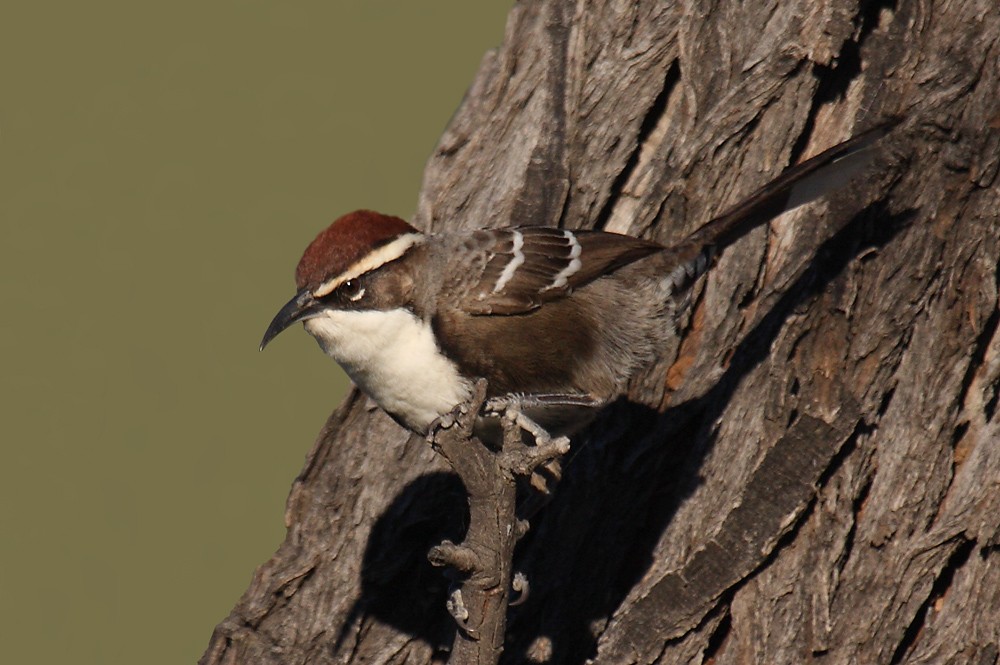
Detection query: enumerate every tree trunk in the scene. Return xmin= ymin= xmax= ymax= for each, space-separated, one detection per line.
xmin=201 ymin=1 xmax=1000 ymax=663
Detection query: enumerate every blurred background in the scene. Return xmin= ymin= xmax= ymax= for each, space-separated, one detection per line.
xmin=0 ymin=2 xmax=511 ymax=662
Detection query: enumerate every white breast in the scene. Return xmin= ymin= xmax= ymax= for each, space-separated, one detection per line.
xmin=304 ymin=308 xmax=471 ymax=433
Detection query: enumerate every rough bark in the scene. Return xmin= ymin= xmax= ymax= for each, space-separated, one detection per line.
xmin=202 ymin=1 xmax=1000 ymax=664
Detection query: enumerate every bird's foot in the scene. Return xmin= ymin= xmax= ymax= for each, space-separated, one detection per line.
xmin=427 ymin=379 xmax=488 ymax=443
xmin=483 ymin=393 xmax=595 ymax=492
xmin=488 ymin=400 xmax=568 ymax=496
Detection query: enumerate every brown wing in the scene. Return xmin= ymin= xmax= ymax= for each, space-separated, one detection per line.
xmin=449 ymin=226 xmax=663 ymax=315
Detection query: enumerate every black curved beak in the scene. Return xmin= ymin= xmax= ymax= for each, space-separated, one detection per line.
xmin=259 ymin=289 xmax=322 ymax=351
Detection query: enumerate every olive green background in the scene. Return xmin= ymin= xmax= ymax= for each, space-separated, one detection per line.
xmin=0 ymin=3 xmax=510 ymax=662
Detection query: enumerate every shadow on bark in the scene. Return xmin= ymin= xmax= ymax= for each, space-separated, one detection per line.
xmin=335 ymin=471 xmax=468 ymax=655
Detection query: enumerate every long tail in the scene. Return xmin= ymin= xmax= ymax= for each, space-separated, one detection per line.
xmin=661 ymin=119 xmax=899 ymax=296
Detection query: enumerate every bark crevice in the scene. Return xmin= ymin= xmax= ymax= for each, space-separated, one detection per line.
xmin=888 ymin=537 xmax=977 ymax=665
xmin=593 ymin=59 xmax=681 ymax=232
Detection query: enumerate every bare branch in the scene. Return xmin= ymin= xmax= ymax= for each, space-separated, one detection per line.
xmin=425 ymin=380 xmax=571 ymax=665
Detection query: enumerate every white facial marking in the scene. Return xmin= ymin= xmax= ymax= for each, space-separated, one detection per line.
xmin=544 ymin=230 xmax=582 ymax=290
xmin=303 ymin=308 xmax=471 ymax=433
xmin=492 ymin=230 xmax=525 ymax=293
xmin=314 ymin=233 xmax=424 ymax=298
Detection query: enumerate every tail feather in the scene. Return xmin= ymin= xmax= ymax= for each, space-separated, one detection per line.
xmin=661 ymin=119 xmax=899 ymax=297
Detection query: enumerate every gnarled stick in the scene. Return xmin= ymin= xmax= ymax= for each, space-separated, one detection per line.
xmin=427 ymin=379 xmax=569 ymax=665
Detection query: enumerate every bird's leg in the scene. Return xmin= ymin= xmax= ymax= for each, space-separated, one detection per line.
xmin=483 ymin=392 xmax=602 ymax=446
xmin=485 ymin=392 xmax=604 ymax=414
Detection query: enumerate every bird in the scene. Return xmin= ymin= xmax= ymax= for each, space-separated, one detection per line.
xmin=261 ymin=123 xmax=894 ymax=440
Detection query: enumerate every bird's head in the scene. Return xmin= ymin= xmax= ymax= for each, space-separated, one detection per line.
xmin=260 ymin=210 xmax=424 ymax=351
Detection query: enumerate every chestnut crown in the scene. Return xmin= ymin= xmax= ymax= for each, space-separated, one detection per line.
xmin=295 ymin=210 xmax=420 ymax=292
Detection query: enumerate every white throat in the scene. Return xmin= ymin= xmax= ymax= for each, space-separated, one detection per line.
xmin=304 ymin=308 xmax=471 ymax=433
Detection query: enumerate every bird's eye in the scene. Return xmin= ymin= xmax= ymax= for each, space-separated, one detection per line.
xmin=342 ymin=279 xmax=365 ymax=302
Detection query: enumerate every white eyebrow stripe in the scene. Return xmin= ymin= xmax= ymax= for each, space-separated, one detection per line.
xmin=543 ymin=230 xmax=582 ymax=290
xmin=313 ymin=232 xmax=424 ymax=298
xmin=492 ymin=230 xmax=525 ymax=293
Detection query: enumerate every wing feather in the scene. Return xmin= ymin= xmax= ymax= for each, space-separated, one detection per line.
xmin=450 ymin=227 xmax=662 ymax=315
